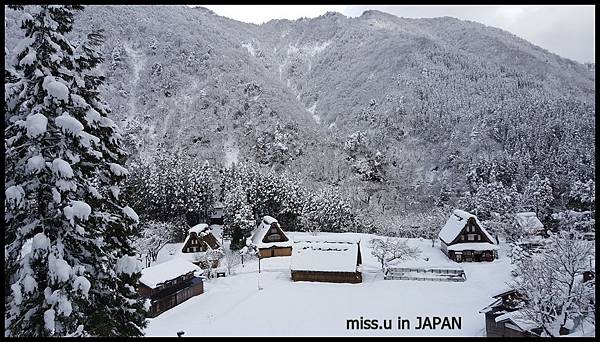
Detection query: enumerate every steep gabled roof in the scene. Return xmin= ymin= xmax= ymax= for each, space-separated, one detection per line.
xmin=248 ymin=216 xmax=292 ymax=249
xmin=182 ymin=224 xmax=221 ymax=252
xmin=514 ymin=212 xmax=544 ymax=232
xmin=438 ymin=209 xmax=495 ymax=245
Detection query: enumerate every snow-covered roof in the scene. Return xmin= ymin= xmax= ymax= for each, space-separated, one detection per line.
xmin=140 ymin=258 xmax=201 ymax=289
xmin=262 ymin=215 xmax=277 ymax=225
xmin=438 ymin=209 xmax=494 ymax=244
xmin=478 ymin=298 xmax=502 ymax=314
xmin=249 ymin=216 xmax=292 ymax=249
xmin=213 ymin=201 xmax=224 ymax=208
xmin=514 ymin=212 xmax=544 ymax=232
xmin=182 ymin=225 xmax=220 ymax=252
xmin=189 ymin=224 xmax=209 ymax=234
xmin=291 ymin=238 xmax=361 ymax=273
xmin=447 ymin=242 xmax=498 ymax=251
xmin=491 ymin=287 xmax=517 ymax=298
xmin=495 ymin=310 xmax=539 ymax=332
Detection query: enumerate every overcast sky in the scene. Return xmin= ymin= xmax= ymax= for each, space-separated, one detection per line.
xmin=201 ymin=5 xmax=595 ymax=64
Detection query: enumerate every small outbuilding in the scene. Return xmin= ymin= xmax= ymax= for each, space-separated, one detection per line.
xmin=138 ymin=258 xmax=204 ymax=317
xmin=480 ymin=288 xmax=541 ymax=337
xmin=248 ymin=216 xmax=292 ymax=259
xmin=210 ymin=201 xmax=224 ymax=225
xmin=291 ymin=236 xmax=362 ymax=284
xmin=439 ymin=209 xmax=498 ymax=262
xmin=514 ymin=212 xmax=546 ymax=237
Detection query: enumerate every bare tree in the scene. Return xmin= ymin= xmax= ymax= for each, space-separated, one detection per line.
xmin=222 ymin=248 xmax=242 ymax=275
xmin=134 ymin=220 xmax=174 ymax=267
xmin=370 ymin=237 xmax=421 ymax=270
xmin=200 ymin=248 xmax=224 ymax=278
xmin=512 ymin=231 xmax=595 ymax=336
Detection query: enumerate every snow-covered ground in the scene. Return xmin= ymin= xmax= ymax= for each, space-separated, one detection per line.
xmin=145 ymin=231 xmax=514 ymax=337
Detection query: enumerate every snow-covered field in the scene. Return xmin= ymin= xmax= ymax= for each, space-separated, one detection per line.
xmin=145 ymin=231 xmax=514 ymax=336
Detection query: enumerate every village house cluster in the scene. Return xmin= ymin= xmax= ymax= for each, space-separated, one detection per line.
xmin=136 ymin=206 xmax=589 ymax=336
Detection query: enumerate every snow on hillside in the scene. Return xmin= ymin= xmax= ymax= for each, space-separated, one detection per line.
xmin=145 ymin=231 xmax=513 ymax=336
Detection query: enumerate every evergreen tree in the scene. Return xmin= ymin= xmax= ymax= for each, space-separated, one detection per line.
xmin=223 ymin=184 xmax=255 ymax=250
xmin=523 ymin=174 xmax=554 ymax=220
xmin=5 ymin=6 xmax=146 ymax=336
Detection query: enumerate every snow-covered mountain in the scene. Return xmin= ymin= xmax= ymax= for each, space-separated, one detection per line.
xmin=4 ymin=5 xmax=595 ymax=213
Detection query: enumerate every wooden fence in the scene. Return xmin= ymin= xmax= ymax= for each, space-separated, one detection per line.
xmin=384 ymin=267 xmax=466 ymax=282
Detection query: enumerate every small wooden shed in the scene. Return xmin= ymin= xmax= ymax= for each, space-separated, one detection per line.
xmin=480 ymin=289 xmax=541 ymax=337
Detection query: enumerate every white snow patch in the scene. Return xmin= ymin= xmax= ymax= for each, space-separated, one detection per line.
xmin=109 ymin=163 xmax=129 ymax=177
xmin=122 ymin=206 xmax=139 ymax=223
xmin=73 ymin=276 xmax=91 ymax=296
xmin=32 ymin=232 xmax=50 ymax=251
xmin=63 ymin=200 xmax=92 ymax=224
xmin=11 ymin=37 xmax=34 ymax=65
xmin=241 ymin=42 xmax=255 ymax=56
xmin=11 ymin=283 xmax=23 ymax=305
xmin=88 ymin=186 xmax=101 ymax=199
xmin=110 ymin=186 xmax=120 ymax=200
xmin=140 ymin=258 xmax=200 ymax=289
xmin=25 ymin=113 xmax=48 ymax=138
xmin=84 ymin=108 xmax=101 ymax=126
xmin=56 ymin=294 xmax=72 ymax=317
xmin=44 ymin=309 xmax=56 ymax=332
xmin=70 ymin=94 xmax=87 ymax=108
xmin=56 ymin=113 xmax=84 ymax=135
xmin=19 ymin=49 xmax=37 ymax=66
xmin=52 ymin=158 xmax=74 ymax=179
xmin=26 ymin=155 xmax=46 ymax=174
xmin=5 ymin=185 xmax=25 ymax=207
xmin=52 ymin=187 xmax=61 ymax=203
xmin=306 ymin=102 xmax=320 ymax=124
xmin=42 ymin=76 xmax=69 ymax=101
xmin=224 ymin=137 xmax=239 ymax=167
xmin=116 ymin=255 xmax=142 ymax=276
xmin=78 ymin=131 xmax=100 ymax=148
xmin=22 ymin=274 xmax=38 ymax=294
xmin=49 ymin=255 xmax=71 ymax=283
xmin=307 ymin=40 xmax=331 ymax=57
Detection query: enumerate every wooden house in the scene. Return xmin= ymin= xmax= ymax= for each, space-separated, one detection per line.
xmin=439 ymin=209 xmax=498 ymax=262
xmin=138 ymin=258 xmax=204 ymax=317
xmin=181 ymin=224 xmax=222 ymax=268
xmin=514 ymin=212 xmax=546 ymax=237
xmin=248 ymin=216 xmax=292 ymax=259
xmin=210 ymin=201 xmax=224 ymax=225
xmin=291 ymin=236 xmax=362 ymax=284
xmin=480 ymin=289 xmax=541 ymax=337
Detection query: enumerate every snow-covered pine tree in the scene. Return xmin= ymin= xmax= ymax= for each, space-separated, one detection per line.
xmin=5 ymin=6 xmax=146 ymax=336
xmin=223 ymin=184 xmax=255 ymax=250
xmin=523 ymin=174 xmax=554 ymax=220
xmin=71 ymin=28 xmax=147 ymax=336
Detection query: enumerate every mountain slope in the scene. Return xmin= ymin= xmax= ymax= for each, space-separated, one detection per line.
xmin=4 ymin=5 xmax=595 ymax=215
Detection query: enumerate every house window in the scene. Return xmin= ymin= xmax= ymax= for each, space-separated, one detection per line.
xmin=460 ymin=235 xmax=465 ymax=241
xmin=467 ymin=234 xmax=476 ymax=241
xmin=476 ymin=235 xmax=480 ymax=241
